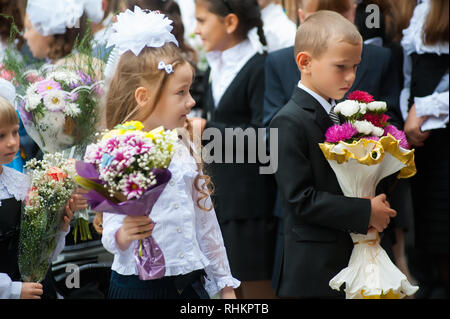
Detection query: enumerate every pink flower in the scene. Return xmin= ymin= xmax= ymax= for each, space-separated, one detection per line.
xmin=347 ymin=91 xmax=375 ymax=103
xmin=121 ymin=173 xmax=146 ymax=200
xmin=384 ymin=125 xmax=410 ymax=149
xmin=325 ymin=122 xmax=358 ymax=143
xmin=363 ymin=136 xmax=380 ymax=142
xmin=25 ymin=72 xmax=45 ymax=83
xmin=36 ymin=79 xmax=62 ymax=95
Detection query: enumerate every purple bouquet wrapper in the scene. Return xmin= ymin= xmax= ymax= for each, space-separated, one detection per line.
xmin=75 ymin=161 xmax=171 ymax=280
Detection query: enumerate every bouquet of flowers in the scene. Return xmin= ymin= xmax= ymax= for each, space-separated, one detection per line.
xmin=75 ymin=121 xmax=178 ymax=280
xmin=319 ymin=91 xmax=419 ymax=299
xmin=17 ymin=66 xmax=102 ymax=154
xmin=18 ymin=153 xmax=77 ymax=283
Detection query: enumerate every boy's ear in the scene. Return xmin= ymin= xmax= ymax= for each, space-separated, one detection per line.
xmin=296 ymin=52 xmax=312 ymax=74
xmin=224 ymin=13 xmax=239 ymax=34
xmin=135 ymin=87 xmax=149 ymax=107
xmin=298 ymin=8 xmax=306 ymax=24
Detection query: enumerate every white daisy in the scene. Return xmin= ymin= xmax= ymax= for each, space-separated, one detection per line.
xmin=43 ymin=90 xmax=67 ymax=112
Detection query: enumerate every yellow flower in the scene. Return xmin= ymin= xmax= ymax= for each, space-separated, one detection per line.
xmin=121 ymin=121 xmax=144 ymax=131
xmin=144 ymin=126 xmax=165 ymax=140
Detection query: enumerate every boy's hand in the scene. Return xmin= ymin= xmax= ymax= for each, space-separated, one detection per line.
xmin=404 ymin=104 xmax=430 ymax=147
xmin=20 ymin=282 xmax=43 ymax=299
xmin=62 ymin=199 xmax=75 ymax=232
xmin=369 ymin=194 xmax=397 ymax=232
xmin=116 ymin=216 xmax=155 ymax=251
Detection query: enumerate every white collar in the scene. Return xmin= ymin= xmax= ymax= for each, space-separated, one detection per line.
xmin=298 ymin=81 xmax=335 ymax=114
xmin=0 ymin=166 xmax=30 ymax=206
xmin=206 ymin=40 xmax=256 ymax=71
xmin=261 ymin=3 xmax=286 ymax=21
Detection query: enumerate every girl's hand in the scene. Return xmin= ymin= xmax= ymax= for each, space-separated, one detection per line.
xmin=20 ymin=282 xmax=43 ymax=299
xmin=404 ymin=104 xmax=430 ymax=147
xmin=116 ymin=216 xmax=155 ymax=251
xmin=72 ymin=188 xmax=89 ymax=211
xmin=220 ymin=286 xmax=236 ymax=299
xmin=62 ymin=199 xmax=75 ymax=232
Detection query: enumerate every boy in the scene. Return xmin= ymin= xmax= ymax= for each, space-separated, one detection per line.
xmin=269 ymin=10 xmax=397 ymax=298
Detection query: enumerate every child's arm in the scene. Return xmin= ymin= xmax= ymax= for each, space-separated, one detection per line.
xmin=193 ymin=188 xmax=240 ymax=299
xmin=0 ymin=273 xmax=42 ymax=299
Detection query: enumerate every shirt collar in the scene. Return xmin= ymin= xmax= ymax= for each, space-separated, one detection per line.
xmin=298 ymin=81 xmax=336 ymax=114
xmin=206 ymin=40 xmax=255 ymax=71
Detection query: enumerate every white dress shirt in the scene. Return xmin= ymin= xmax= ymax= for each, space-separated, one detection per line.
xmin=400 ymin=0 xmax=449 ymax=131
xmin=206 ymin=39 xmax=257 ymax=108
xmin=258 ymin=3 xmax=297 ymax=53
xmin=298 ymin=81 xmax=336 ymax=114
xmin=0 ymin=166 xmax=69 ymax=299
xmin=101 ymin=141 xmax=240 ymax=297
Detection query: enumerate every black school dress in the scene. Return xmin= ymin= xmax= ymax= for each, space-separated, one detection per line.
xmin=408 ymin=52 xmax=449 ymax=254
xmin=201 ymin=50 xmax=277 ymax=281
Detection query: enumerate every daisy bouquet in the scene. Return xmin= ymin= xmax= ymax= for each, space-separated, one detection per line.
xmin=75 ymin=121 xmax=178 ymax=280
xmin=319 ymin=91 xmax=419 ymax=299
xmin=18 ymin=153 xmax=77 ymax=283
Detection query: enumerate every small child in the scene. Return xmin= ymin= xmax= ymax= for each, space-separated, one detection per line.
xmin=100 ymin=7 xmax=239 ymax=299
xmin=0 ymin=96 xmax=82 ymax=299
xmin=269 ymin=11 xmax=397 ymax=298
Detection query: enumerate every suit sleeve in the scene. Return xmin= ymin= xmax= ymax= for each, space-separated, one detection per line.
xmin=270 ymin=113 xmax=371 ymax=234
xmin=263 ymin=53 xmax=285 ymax=128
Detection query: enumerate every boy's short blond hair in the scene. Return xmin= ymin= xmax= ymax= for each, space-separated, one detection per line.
xmin=294 ymin=10 xmax=362 ymax=59
xmin=0 ymin=96 xmax=19 ymax=127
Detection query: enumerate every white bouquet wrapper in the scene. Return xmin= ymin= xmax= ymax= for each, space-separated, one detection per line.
xmin=319 ymin=135 xmax=419 ymax=299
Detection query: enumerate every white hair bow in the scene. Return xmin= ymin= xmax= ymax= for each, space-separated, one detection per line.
xmin=104 ymin=6 xmax=179 ymax=79
xmin=158 ymin=61 xmax=174 ymax=74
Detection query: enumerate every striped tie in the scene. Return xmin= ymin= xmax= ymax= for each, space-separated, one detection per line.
xmin=329 ymin=106 xmax=340 ymax=125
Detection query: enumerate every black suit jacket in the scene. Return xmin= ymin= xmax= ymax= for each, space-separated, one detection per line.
xmin=263 ymin=44 xmax=403 ymax=128
xmin=269 ymin=87 xmax=372 ymax=298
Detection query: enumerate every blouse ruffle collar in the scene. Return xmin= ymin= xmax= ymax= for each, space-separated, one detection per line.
xmin=0 ymin=166 xmax=30 ymax=206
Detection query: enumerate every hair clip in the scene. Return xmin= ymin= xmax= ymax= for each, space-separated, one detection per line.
xmin=158 ymin=61 xmax=174 ymax=74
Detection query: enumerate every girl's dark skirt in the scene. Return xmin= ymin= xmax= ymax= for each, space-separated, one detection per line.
xmin=108 ymin=269 xmax=210 ymax=299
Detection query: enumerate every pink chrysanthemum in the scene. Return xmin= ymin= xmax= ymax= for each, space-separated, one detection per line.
xmin=384 ymin=125 xmax=410 ymax=149
xmin=362 ymin=113 xmax=390 ymax=128
xmin=347 ymin=91 xmax=375 ymax=103
xmin=36 ymin=79 xmax=62 ymax=95
xmin=325 ymin=122 xmax=358 ymax=143
xmin=121 ymin=173 xmax=146 ymax=200
xmin=363 ymin=136 xmax=380 ymax=142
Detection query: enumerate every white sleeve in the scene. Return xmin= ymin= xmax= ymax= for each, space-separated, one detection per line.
xmin=415 ymin=91 xmax=449 ymax=131
xmin=50 ymin=226 xmax=70 ymax=261
xmin=193 ymin=186 xmax=240 ymax=297
xmin=0 ymin=273 xmax=22 ymax=299
xmin=400 ymin=49 xmax=412 ymax=122
xmin=101 ymin=213 xmax=135 ymax=256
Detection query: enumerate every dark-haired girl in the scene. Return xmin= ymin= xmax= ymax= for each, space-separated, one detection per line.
xmin=191 ymin=0 xmax=277 ymax=299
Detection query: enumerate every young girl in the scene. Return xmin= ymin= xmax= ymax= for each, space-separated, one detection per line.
xmin=191 ymin=0 xmax=277 ymax=299
xmin=100 ymin=7 xmax=239 ymax=299
xmin=0 ymin=96 xmax=84 ymax=299
xmin=401 ymin=0 xmax=449 ymax=298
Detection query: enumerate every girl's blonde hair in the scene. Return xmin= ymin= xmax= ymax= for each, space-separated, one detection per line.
xmin=0 ymin=96 xmax=19 ymax=127
xmin=94 ymin=44 xmax=214 ymax=233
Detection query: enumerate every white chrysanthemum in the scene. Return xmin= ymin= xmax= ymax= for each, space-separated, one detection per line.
xmin=43 ymin=90 xmax=67 ymax=112
xmin=64 ymin=103 xmax=81 ymax=117
xmin=372 ymin=126 xmax=385 ymax=137
xmin=49 ymin=70 xmax=81 ymax=85
xmin=359 ymin=103 xmax=367 ymax=115
xmin=335 ymin=100 xmax=360 ymax=117
xmin=367 ymin=101 xmax=387 ymax=112
xmin=354 ymin=120 xmax=377 ymax=135
xmin=25 ymin=94 xmax=42 ymax=111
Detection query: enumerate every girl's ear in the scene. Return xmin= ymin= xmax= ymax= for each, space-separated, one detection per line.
xmin=296 ymin=52 xmax=312 ymax=75
xmin=135 ymin=86 xmax=149 ymax=107
xmin=224 ymin=13 xmax=239 ymax=34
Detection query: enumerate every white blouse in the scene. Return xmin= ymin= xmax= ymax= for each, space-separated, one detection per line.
xmin=206 ymin=39 xmax=257 ymax=108
xmin=0 ymin=165 xmax=69 ymax=299
xmin=400 ymin=0 xmax=449 ymax=131
xmin=101 ymin=141 xmax=240 ymax=297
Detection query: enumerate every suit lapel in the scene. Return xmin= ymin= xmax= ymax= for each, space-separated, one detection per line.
xmin=291 ymin=87 xmax=334 ymax=135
